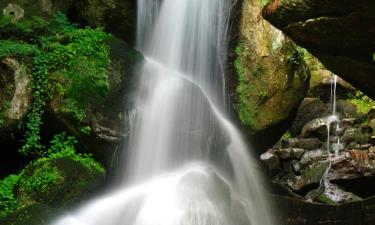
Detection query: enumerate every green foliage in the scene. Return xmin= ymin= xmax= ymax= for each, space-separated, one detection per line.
xmin=281 ymin=131 xmax=292 ymax=141
xmin=43 ymin=132 xmax=105 ymax=173
xmin=21 ymin=165 xmax=62 ymax=195
xmin=80 ymin=126 xmax=92 ymax=135
xmin=0 ymin=41 xmax=37 ymax=58
xmin=0 ymin=175 xmax=20 ymax=218
xmin=0 ymin=13 xmax=112 ymax=156
xmin=0 ymin=101 xmax=11 ymax=127
xmin=347 ymin=91 xmax=374 ymax=114
xmin=0 ymin=133 xmax=105 ymax=218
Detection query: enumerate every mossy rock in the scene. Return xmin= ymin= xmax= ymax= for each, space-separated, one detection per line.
xmin=16 ymin=156 xmax=105 ymax=208
xmin=0 ymin=203 xmax=62 ymax=225
xmin=0 ymin=0 xmax=73 ymax=20
xmin=234 ymin=0 xmax=310 ymax=138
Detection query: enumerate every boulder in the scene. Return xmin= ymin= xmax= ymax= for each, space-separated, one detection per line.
xmin=308 ymin=70 xmax=355 ymax=101
xmin=306 ymin=183 xmax=362 ymax=204
xmin=341 ymin=128 xmax=369 ymax=145
xmin=262 ymin=0 xmax=375 ymax=99
xmin=298 ymin=138 xmax=322 ymax=150
xmin=260 ymin=150 xmax=281 ymax=171
xmin=231 ymin=0 xmax=310 ymax=151
xmin=67 ymin=0 xmax=137 ymax=44
xmin=16 ymin=157 xmax=105 ymax=207
xmin=0 ymin=58 xmax=31 ymax=139
xmin=301 ymin=118 xmax=327 ymax=140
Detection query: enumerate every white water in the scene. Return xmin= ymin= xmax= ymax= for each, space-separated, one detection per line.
xmin=322 ymin=75 xmax=343 ymax=188
xmin=51 ymin=1 xmax=276 ymax=225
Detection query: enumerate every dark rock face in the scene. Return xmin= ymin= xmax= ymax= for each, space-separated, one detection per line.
xmin=262 ymin=0 xmax=375 ymax=99
xmin=273 ymin=194 xmax=375 ymax=225
xmin=67 ymin=0 xmax=137 ymax=44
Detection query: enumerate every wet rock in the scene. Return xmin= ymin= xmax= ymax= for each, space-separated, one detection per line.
xmin=260 ymin=150 xmax=280 ymax=171
xmin=298 ymin=138 xmax=322 ymax=150
xmin=282 ymin=161 xmax=293 ymax=173
xmin=308 ymin=70 xmax=355 ymax=101
xmin=276 ymin=148 xmax=292 ymax=159
xmin=281 ymin=138 xmax=299 ymax=148
xmin=290 ymin=98 xmax=328 ymax=136
xmin=341 ymin=128 xmax=369 ymax=145
xmin=292 ymin=148 xmax=305 ymax=159
xmin=292 ymin=162 xmax=329 ymax=191
xmin=341 ymin=118 xmax=357 ymax=128
xmin=306 ymin=183 xmax=362 ymax=204
xmin=300 ymin=149 xmax=326 ymax=166
xmin=301 ymin=118 xmax=327 ymax=140
xmin=291 ymin=160 xmax=301 ymax=173
xmin=328 ymin=150 xmax=375 ymax=180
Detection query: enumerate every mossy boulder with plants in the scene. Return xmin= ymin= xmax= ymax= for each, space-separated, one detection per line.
xmin=233 ymin=0 xmax=310 ymax=151
xmin=0 ymin=12 xmax=142 ymax=163
xmin=0 ymin=133 xmax=105 ymax=223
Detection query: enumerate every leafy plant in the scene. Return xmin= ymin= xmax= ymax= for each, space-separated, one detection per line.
xmin=0 ymin=175 xmax=20 ymax=218
xmin=0 ymin=13 xmax=112 ymax=156
xmin=347 ymin=91 xmax=374 ymax=114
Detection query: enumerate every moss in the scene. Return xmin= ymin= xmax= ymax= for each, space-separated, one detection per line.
xmin=234 ymin=38 xmax=310 ymax=134
xmin=0 ymin=175 xmax=20 ymax=218
xmin=347 ymin=91 xmax=374 ymax=114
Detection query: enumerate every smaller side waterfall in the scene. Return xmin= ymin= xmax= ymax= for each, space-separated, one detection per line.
xmin=321 ymin=75 xmax=344 ymax=191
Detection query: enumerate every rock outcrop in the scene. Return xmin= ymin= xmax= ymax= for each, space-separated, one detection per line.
xmin=262 ymin=70 xmax=375 ymax=204
xmin=232 ymin=0 xmax=310 ymax=151
xmin=262 ymin=0 xmax=375 ymax=99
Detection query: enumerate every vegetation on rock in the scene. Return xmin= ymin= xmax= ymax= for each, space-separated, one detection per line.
xmin=0 ymin=132 xmax=105 ymax=219
xmin=0 ymin=12 xmax=112 ymax=156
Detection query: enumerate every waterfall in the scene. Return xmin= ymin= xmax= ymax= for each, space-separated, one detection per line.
xmin=322 ymin=75 xmax=343 ymax=189
xmin=50 ymin=1 xmax=276 ymax=225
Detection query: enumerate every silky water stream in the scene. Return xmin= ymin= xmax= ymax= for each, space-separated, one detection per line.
xmin=51 ymin=1 xmax=276 ymax=225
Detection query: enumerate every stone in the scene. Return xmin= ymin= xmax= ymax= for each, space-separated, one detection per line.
xmin=291 ymin=162 xmax=329 ymax=191
xmin=2 ymin=3 xmax=24 ymax=21
xmin=260 ymin=150 xmax=280 ymax=171
xmin=306 ymin=183 xmax=362 ymax=204
xmin=308 ymin=70 xmax=355 ymax=101
xmin=0 ymin=58 xmax=31 ymax=139
xmin=275 ymin=148 xmax=292 ymax=159
xmin=292 ymin=148 xmax=305 ymax=159
xmin=262 ymin=0 xmax=375 ymax=99
xmin=16 ymin=156 xmax=105 ymax=208
xmin=341 ymin=127 xmax=369 ymax=145
xmin=301 ymin=118 xmax=327 ymax=140
xmin=300 ymin=149 xmax=326 ymax=166
xmin=291 ymin=160 xmax=301 ymax=173
xmin=368 ymin=119 xmax=375 ymax=130
xmin=368 ymin=107 xmax=375 ymax=121
xmin=371 ymin=136 xmax=375 ymax=144
xmin=290 ymin=97 xmax=328 ymax=136
xmin=341 ymin=118 xmax=357 ymax=128
xmin=232 ymin=0 xmax=310 ymax=144
xmin=328 ymin=149 xmax=375 ymax=180
xmin=298 ymin=138 xmax=322 ymax=150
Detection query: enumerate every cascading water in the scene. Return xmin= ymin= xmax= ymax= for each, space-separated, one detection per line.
xmin=321 ymin=75 xmax=344 ymax=197
xmin=51 ymin=1 xmax=276 ymax=225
